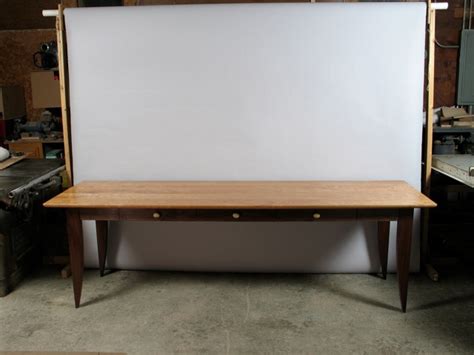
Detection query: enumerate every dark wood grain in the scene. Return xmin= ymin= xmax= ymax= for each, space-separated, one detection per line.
xmin=433 ymin=1 xmax=463 ymax=107
xmin=118 ymin=208 xmax=356 ymax=221
xmin=377 ymin=221 xmax=390 ymax=280
xmin=0 ymin=30 xmax=56 ymax=121
xmin=357 ymin=209 xmax=398 ymax=221
xmin=0 ymin=0 xmax=57 ymax=30
xmin=76 ymin=208 xmax=404 ymax=222
xmin=96 ymin=221 xmax=108 ymax=277
xmin=396 ymin=208 xmax=414 ymax=313
xmin=66 ymin=208 xmax=83 ymax=309
xmin=81 ymin=208 xmax=119 ymax=220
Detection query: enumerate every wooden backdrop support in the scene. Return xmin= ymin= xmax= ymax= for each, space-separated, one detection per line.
xmin=56 ymin=4 xmax=73 ymax=186
xmin=422 ymin=4 xmax=438 ymax=281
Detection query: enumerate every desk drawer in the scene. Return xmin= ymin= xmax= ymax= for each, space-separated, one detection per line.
xmin=118 ymin=209 xmax=356 ymax=221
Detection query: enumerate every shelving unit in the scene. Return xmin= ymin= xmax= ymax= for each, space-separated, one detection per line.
xmin=5 ymin=138 xmax=64 ymax=159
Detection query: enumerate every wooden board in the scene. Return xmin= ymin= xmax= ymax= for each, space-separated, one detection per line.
xmin=424 ymin=8 xmax=436 ymax=196
xmin=44 ymin=180 xmax=436 ymax=209
xmin=56 ymin=4 xmax=73 ymax=186
xmin=422 ymin=7 xmax=440 ymax=278
xmin=31 ymin=71 xmax=61 ymax=109
xmin=0 ymin=154 xmax=28 ymax=170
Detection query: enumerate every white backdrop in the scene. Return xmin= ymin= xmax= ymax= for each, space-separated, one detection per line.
xmin=65 ymin=3 xmax=426 ymax=272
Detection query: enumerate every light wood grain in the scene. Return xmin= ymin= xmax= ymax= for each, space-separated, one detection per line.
xmin=421 ymin=7 xmax=436 ymax=273
xmin=56 ymin=5 xmax=73 ymax=186
xmin=44 ymin=181 xmax=436 ymax=209
xmin=424 ymin=8 xmax=436 ymax=196
xmin=0 ymin=153 xmax=28 ymax=170
xmin=7 ymin=142 xmax=43 ymax=158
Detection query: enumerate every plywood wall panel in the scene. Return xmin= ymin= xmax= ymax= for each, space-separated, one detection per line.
xmin=0 ymin=30 xmax=56 ymax=120
xmin=434 ymin=0 xmax=464 ymax=107
xmin=0 ymin=0 xmax=58 ymax=30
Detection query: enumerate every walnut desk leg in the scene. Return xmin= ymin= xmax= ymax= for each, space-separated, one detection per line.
xmin=396 ymin=208 xmax=414 ymax=313
xmin=66 ymin=209 xmax=84 ymax=308
xmin=377 ymin=221 xmax=390 ymax=280
xmin=96 ymin=221 xmax=108 ymax=277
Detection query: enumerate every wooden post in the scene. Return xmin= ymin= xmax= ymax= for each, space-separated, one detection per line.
xmin=422 ymin=5 xmax=438 ymax=281
xmin=424 ymin=7 xmax=436 ymax=194
xmin=56 ymin=4 xmax=73 ymax=186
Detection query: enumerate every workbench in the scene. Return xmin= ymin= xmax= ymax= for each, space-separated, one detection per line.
xmin=0 ymin=159 xmax=65 ymax=206
xmin=432 ymin=154 xmax=474 ymax=188
xmin=44 ymin=180 xmax=436 ymax=312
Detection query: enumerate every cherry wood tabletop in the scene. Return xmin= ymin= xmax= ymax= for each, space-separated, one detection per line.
xmin=44 ymin=180 xmax=436 ymax=210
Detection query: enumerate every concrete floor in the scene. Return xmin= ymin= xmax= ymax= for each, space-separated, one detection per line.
xmin=0 ymin=267 xmax=473 ymax=354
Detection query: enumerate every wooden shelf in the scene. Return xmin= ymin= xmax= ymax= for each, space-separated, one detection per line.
xmin=5 ymin=138 xmax=64 ymax=144
xmin=433 ymin=127 xmax=474 ymax=134
xmin=5 ymin=138 xmax=64 ymax=159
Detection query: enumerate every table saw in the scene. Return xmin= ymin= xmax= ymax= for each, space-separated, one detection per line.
xmin=0 ymin=159 xmax=65 ymax=296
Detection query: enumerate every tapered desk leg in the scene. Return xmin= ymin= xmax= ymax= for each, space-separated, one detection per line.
xmin=96 ymin=221 xmax=108 ymax=277
xmin=377 ymin=221 xmax=390 ymax=280
xmin=396 ymin=208 xmax=414 ymax=313
xmin=66 ymin=209 xmax=84 ymax=308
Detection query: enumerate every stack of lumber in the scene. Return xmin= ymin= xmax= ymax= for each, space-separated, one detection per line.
xmin=439 ymin=107 xmax=474 ymax=127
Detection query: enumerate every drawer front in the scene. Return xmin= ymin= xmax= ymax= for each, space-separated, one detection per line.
xmin=118 ymin=209 xmax=357 ymax=222
xmin=357 ymin=209 xmax=398 ymax=221
xmin=80 ymin=208 xmax=120 ymax=220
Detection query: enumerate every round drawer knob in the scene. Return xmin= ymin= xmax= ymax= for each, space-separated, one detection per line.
xmin=153 ymin=212 xmax=161 ymax=219
xmin=232 ymin=212 xmax=240 ymax=219
xmin=313 ymin=212 xmax=321 ymax=219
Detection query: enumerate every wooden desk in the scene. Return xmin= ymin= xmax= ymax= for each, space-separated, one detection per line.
xmin=44 ymin=180 xmax=436 ymax=312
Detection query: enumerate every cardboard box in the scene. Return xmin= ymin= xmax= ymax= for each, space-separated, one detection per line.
xmin=31 ymin=70 xmax=61 ymax=108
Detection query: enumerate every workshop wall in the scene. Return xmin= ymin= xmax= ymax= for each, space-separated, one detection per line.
xmin=434 ymin=0 xmax=464 ymax=107
xmin=0 ymin=30 xmax=57 ymax=120
xmin=0 ymin=0 xmax=464 ymax=118
xmin=0 ymin=0 xmax=57 ymax=30
xmin=0 ymin=0 xmax=59 ymax=120
xmin=0 ymin=0 xmax=58 ymax=120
